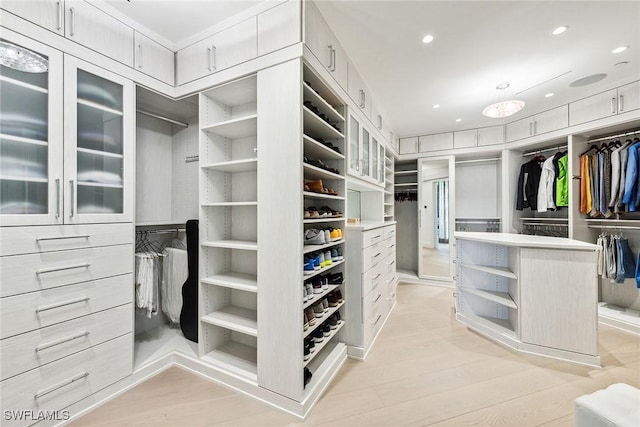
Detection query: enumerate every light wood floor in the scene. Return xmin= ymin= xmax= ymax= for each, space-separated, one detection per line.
xmin=423 ymin=243 xmax=450 ymax=278
xmin=71 ymin=284 xmax=640 ymax=427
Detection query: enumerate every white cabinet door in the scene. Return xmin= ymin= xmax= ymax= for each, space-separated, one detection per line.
xmin=617 ymin=80 xmax=640 ymax=114
xmin=304 ymin=0 xmax=329 ymax=68
xmin=535 ymin=105 xmax=568 ymax=135
xmin=569 ymin=88 xmax=617 ymax=126
xmin=0 ymin=32 xmax=64 ymax=226
xmin=506 ymin=116 xmax=532 ymax=142
xmin=134 ymin=32 xmax=174 ymax=86
xmin=378 ymin=143 xmax=385 ymax=186
xmin=1 ymin=0 xmax=64 ymax=35
xmin=399 ymin=137 xmax=418 ymax=154
xmin=65 ymin=0 xmax=134 ymax=67
xmin=176 ymin=36 xmax=215 ymax=86
xmin=477 ymin=125 xmax=504 ymax=146
xmin=348 ymin=114 xmax=361 ymax=175
xmin=348 ymin=66 xmax=371 ymax=118
xmin=257 ymin=0 xmax=300 ymax=56
xmin=63 ymin=56 xmax=134 ymax=224
xmin=453 ymin=129 xmax=477 ymax=149
xmin=330 ymin=39 xmax=348 ymax=91
xmin=212 ymin=17 xmax=257 ymax=72
xmin=419 ymin=132 xmax=453 ymax=152
xmin=371 ymin=100 xmax=383 ymax=131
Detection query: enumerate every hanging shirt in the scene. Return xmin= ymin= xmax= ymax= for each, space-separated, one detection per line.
xmin=537 ymin=157 xmax=556 ymax=212
xmin=609 ymin=146 xmax=622 ymax=207
xmin=596 ymin=235 xmax=605 ymax=276
xmin=556 ymin=154 xmax=569 ymax=207
xmin=616 ymin=142 xmax=631 ymax=213
xmin=601 ymin=150 xmax=612 ymax=218
xmin=622 ymin=141 xmax=640 ymax=211
xmin=590 ymin=154 xmax=600 ymax=217
xmin=516 ymin=159 xmax=543 ymax=210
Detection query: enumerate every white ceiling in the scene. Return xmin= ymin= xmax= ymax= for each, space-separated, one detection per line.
xmin=106 ymin=0 xmax=640 ymax=138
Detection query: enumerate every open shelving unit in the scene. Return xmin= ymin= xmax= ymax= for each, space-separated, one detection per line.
xmin=384 ymin=149 xmax=395 ymax=221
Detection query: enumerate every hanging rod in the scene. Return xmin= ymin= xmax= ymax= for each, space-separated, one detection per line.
xmin=185 ymin=155 xmax=199 ymax=163
xmin=522 ymin=145 xmax=568 ymax=157
xmin=136 ymin=228 xmax=185 ymax=235
xmin=586 ymin=129 xmax=640 ymax=144
xmin=587 ymin=224 xmax=640 ymax=231
xmin=137 ymin=109 xmax=189 ymax=128
xmin=455 ymin=158 xmax=500 ymax=165
xmin=523 ymin=222 xmax=569 ymax=227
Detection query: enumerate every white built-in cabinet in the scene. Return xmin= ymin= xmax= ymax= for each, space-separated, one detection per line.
xmin=257 ymin=0 xmax=301 ymax=56
xmin=1 ymin=0 xmax=64 ymax=35
xmin=177 ymin=18 xmax=257 ymax=86
xmin=348 ymin=66 xmax=372 ymax=119
xmin=419 ymin=132 xmax=454 ymax=152
xmin=454 ymin=125 xmax=504 ymax=149
xmin=506 ymin=105 xmax=568 ymax=142
xmin=134 ymin=32 xmax=175 ymax=85
xmin=569 ymin=81 xmax=640 ymax=126
xmin=347 ymin=112 xmax=385 ymax=187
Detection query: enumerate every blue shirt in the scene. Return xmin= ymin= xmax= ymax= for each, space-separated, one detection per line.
xmin=622 ymin=142 xmax=640 ymax=211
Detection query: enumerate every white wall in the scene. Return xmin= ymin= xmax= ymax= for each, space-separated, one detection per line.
xmin=455 ymin=161 xmax=499 ymax=219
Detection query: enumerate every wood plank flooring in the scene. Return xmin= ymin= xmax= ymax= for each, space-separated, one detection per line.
xmin=70 ymin=284 xmax=640 ymax=426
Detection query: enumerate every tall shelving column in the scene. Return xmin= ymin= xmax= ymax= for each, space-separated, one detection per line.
xmin=384 ymin=149 xmax=395 ymax=221
xmin=199 ymin=75 xmax=259 ymax=382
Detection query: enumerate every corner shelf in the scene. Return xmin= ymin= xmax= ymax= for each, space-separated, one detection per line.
xmin=202 ymin=240 xmax=258 ymax=251
xmin=461 ymin=287 xmax=517 ymax=309
xmin=202 ymin=272 xmax=258 ymax=293
xmin=201 ymin=114 xmax=257 ymax=139
xmin=460 ymin=263 xmax=517 ymax=279
xmin=201 ymin=158 xmax=257 ymax=172
xmin=201 ymin=342 xmax=257 ymax=383
xmin=201 ymin=306 xmax=258 ymax=336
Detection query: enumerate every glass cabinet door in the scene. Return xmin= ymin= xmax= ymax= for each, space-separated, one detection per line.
xmin=362 ymin=127 xmax=370 ymax=178
xmin=348 ymin=114 xmax=360 ymax=174
xmin=0 ymin=34 xmax=63 ymax=225
xmin=379 ymin=143 xmax=385 ymax=185
xmin=64 ymin=56 xmax=133 ymax=223
xmin=371 ymin=137 xmax=379 ymax=181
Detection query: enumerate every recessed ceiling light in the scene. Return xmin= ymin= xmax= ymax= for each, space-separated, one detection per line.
xmin=455 ymin=118 xmax=462 ymax=122
xmin=545 ymin=93 xmax=554 ymax=98
xmin=612 ymin=46 xmax=629 ymax=54
xmin=432 ymin=104 xmax=440 ymax=109
xmin=422 ymin=34 xmax=434 ymax=44
xmin=552 ymin=26 xmax=568 ymax=36
xmin=615 ymin=61 xmax=629 ymax=67
xmin=569 ymin=73 xmax=607 ymax=87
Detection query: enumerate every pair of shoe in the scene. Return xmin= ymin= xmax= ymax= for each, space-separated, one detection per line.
xmin=310 ymin=312 xmax=342 ymax=344
xmin=303 ymin=101 xmax=341 ymax=131
xmin=312 ymin=298 xmax=329 ymax=318
xmin=304 ymin=307 xmax=317 ymax=327
xmin=328 ymin=272 xmax=344 ymax=284
xmin=304 ymin=228 xmax=342 ymax=245
xmin=304 ymin=156 xmax=340 ymax=175
xmin=303 ymin=337 xmax=316 ymax=361
xmin=327 ymin=290 xmax=343 ymax=307
xmin=304 ymin=248 xmax=341 ymax=274
xmin=304 ymin=179 xmax=338 ymax=196
xmin=304 ymin=367 xmax=313 ymax=387
xmin=313 ymin=137 xmax=343 ymax=155
xmin=304 ymin=206 xmax=343 ymax=218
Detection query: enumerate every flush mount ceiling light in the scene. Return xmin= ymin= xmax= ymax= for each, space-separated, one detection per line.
xmin=432 ymin=104 xmax=440 ymax=109
xmin=552 ymin=26 xmax=568 ymax=35
xmin=0 ymin=41 xmax=48 ymax=73
xmin=455 ymin=118 xmax=462 ymax=122
xmin=615 ymin=61 xmax=629 ymax=67
xmin=422 ymin=34 xmax=434 ymax=44
xmin=545 ymin=93 xmax=555 ymax=98
xmin=482 ymin=82 xmax=525 ymax=118
xmin=612 ymin=46 xmax=629 ymax=54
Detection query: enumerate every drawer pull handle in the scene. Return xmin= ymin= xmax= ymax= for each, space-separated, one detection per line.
xmin=388 ymin=243 xmax=395 ymax=249
xmin=373 ymin=253 xmax=382 ymax=258
xmin=37 ymin=262 xmax=90 ymax=275
xmin=372 ymin=235 xmax=381 ymax=239
xmin=388 ymin=260 xmax=396 ymax=266
xmin=373 ymin=293 xmax=382 ymax=303
xmin=36 ymin=296 xmax=90 ymax=313
xmin=373 ymin=273 xmax=382 ymax=280
xmin=35 ymin=371 xmax=89 ymax=399
xmin=36 ymin=234 xmax=90 ymax=242
xmin=373 ymin=314 xmax=382 ymax=325
xmin=36 ymin=331 xmax=90 ymax=352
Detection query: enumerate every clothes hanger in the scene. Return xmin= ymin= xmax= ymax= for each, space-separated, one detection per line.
xmin=580 ymin=144 xmax=599 ymax=156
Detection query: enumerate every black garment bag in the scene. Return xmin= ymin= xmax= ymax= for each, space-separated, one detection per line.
xmin=180 ymin=219 xmax=199 ymax=343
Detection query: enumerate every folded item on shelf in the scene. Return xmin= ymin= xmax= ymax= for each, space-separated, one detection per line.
xmin=0 ymin=201 xmax=46 ymax=214
xmin=0 ymin=157 xmax=47 ymax=179
xmin=78 ymin=131 xmax=119 ymax=150
xmin=77 ymin=170 xmax=123 ymax=185
xmin=77 ymin=82 xmax=119 ymax=109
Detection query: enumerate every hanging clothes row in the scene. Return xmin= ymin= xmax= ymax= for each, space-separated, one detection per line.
xmin=580 ymin=137 xmax=640 ymax=217
xmin=595 ymin=232 xmax=639 ymax=287
xmin=516 ymin=151 xmax=568 ymax=212
xmin=395 ymin=191 xmax=417 ymax=202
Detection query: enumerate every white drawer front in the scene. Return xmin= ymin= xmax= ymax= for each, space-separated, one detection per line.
xmin=1 ymin=304 xmax=132 ymax=381
xmin=1 ymin=274 xmax=132 ymax=339
xmin=363 ymin=304 xmax=385 ymax=346
xmin=0 ymin=244 xmax=132 ymax=297
xmin=0 ymin=223 xmax=133 ymax=257
xmin=362 ymin=241 xmax=385 ymax=272
xmin=362 ymin=259 xmax=387 ymax=296
xmin=362 ymin=286 xmax=385 ymax=323
xmin=383 ymin=224 xmax=396 ymax=241
xmin=362 ymin=227 xmax=386 ymax=248
xmin=1 ymin=334 xmax=132 ymax=427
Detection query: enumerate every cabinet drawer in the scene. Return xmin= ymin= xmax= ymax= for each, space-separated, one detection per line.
xmin=362 ymin=227 xmax=386 ymax=248
xmin=363 ymin=258 xmax=388 ymax=296
xmin=383 ymin=225 xmax=396 ymax=241
xmin=0 ymin=223 xmax=133 ymax=257
xmin=0 ymin=244 xmax=132 ymax=297
xmin=1 ymin=334 xmax=132 ymax=427
xmin=363 ymin=304 xmax=386 ymax=346
xmin=362 ymin=241 xmax=385 ymax=272
xmin=1 ymin=304 xmax=132 ymax=381
xmin=362 ymin=286 xmax=385 ymax=323
xmin=1 ymin=274 xmax=132 ymax=339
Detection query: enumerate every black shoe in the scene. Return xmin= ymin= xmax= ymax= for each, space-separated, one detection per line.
xmin=304 ymin=342 xmax=310 ymax=361
xmin=328 ymin=272 xmax=343 ymax=284
xmin=304 ymin=367 xmax=313 ymax=387
xmin=322 ymin=323 xmax=331 ymax=337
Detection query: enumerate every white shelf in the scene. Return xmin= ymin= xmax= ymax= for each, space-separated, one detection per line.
xmin=201 ymin=341 xmax=257 ymax=383
xmin=394 ymin=170 xmax=417 ymax=175
xmin=202 ymin=272 xmax=258 ymax=293
xmin=458 ymin=312 xmax=517 ymax=341
xmin=303 ymin=191 xmax=344 ymax=201
xmin=384 ymin=190 xmax=393 ymax=195
xmin=77 ymin=147 xmax=124 ymax=158
xmin=598 ymin=302 xmax=640 ymax=335
xmin=201 ymin=158 xmax=257 ymax=173
xmin=77 ymin=99 xmax=123 ymax=116
xmin=302 ymin=135 xmax=344 ymax=160
xmin=303 ymin=163 xmax=344 ymax=181
xmin=384 ymin=203 xmax=394 ymax=207
xmin=303 ymin=107 xmax=344 ymax=140
xmin=0 ymin=75 xmax=48 ymax=93
xmin=77 ymin=181 xmax=123 ymax=188
xmin=384 ymin=214 xmax=394 ymax=218
xmin=303 ymin=68 xmax=343 ymax=111
xmin=202 ymin=240 xmax=258 ymax=251
xmin=201 ymin=306 xmax=258 ymax=336
xmin=304 ymin=321 xmax=345 ymax=367
xmin=135 ymin=220 xmax=186 ymax=227
xmin=303 ymin=238 xmax=344 ymax=254
xmin=202 ymin=114 xmax=257 ymax=139
xmin=302 ymin=341 xmax=346 ymax=398
xmin=303 ymin=300 xmax=345 ymax=339
xmin=202 ymin=201 xmax=258 ymax=207
xmin=303 ymin=82 xmax=345 ymax=123
xmin=0 ymin=175 xmax=47 ymax=183
xmin=303 ymin=259 xmax=345 ymax=280
xmin=303 ymin=284 xmax=341 ymax=310
xmin=394 ymin=183 xmax=418 ymax=187
xmin=461 ymin=263 xmax=517 ymax=279
xmin=303 ymin=217 xmax=345 ymax=224
xmin=521 ymin=217 xmax=568 ymax=222
xmin=461 ymin=287 xmax=517 ymax=309
xmin=0 ymin=133 xmax=48 ymax=146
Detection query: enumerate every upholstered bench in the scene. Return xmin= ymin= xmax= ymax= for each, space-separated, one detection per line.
xmin=575 ymin=383 xmax=640 ymax=426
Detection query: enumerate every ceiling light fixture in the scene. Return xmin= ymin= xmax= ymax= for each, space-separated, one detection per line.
xmin=422 ymin=34 xmax=434 ymax=44
xmin=0 ymin=41 xmax=48 ymax=73
xmin=615 ymin=61 xmax=629 ymax=67
xmin=432 ymin=104 xmax=440 ymax=109
xmin=552 ymin=26 xmax=568 ymax=35
xmin=482 ymin=82 xmax=525 ymax=118
xmin=455 ymin=118 xmax=462 ymax=122
xmin=612 ymin=46 xmax=629 ymax=54
xmin=545 ymin=93 xmax=554 ymax=98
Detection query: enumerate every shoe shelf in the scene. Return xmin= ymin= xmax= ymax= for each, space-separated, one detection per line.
xmin=303 ymin=163 xmax=344 ymax=181
xmin=460 ymin=287 xmax=517 ymax=309
xmin=201 ymin=158 xmax=258 ymax=173
xmin=201 ymin=340 xmax=258 ymax=383
xmin=201 ymin=115 xmax=258 ymax=139
xmin=304 ymin=321 xmax=344 ymax=368
xmin=202 ymin=240 xmax=258 ymax=251
xmin=202 ymin=201 xmax=258 ymax=207
xmin=302 ymin=340 xmax=345 ymax=396
xmin=202 ymin=272 xmax=258 ymax=293
xmin=303 ymin=135 xmax=344 ymax=160
xmin=201 ymin=305 xmax=258 ymax=336
xmin=460 ymin=263 xmax=517 ymax=279
xmin=303 ymin=82 xmax=345 ymax=123
xmin=303 ymin=300 xmax=345 ymax=339
xmin=303 ymin=191 xmax=344 ymax=201
xmin=303 ymin=107 xmax=344 ymax=141
xmin=303 ymin=218 xmax=345 ymax=224
xmin=303 ymin=239 xmax=344 ymax=254
xmin=303 ymin=284 xmax=341 ymax=310
xmin=302 ymin=259 xmax=345 ymax=281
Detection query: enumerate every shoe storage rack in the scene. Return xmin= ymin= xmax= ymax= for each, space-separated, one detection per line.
xmin=384 ymin=149 xmax=395 ymax=221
